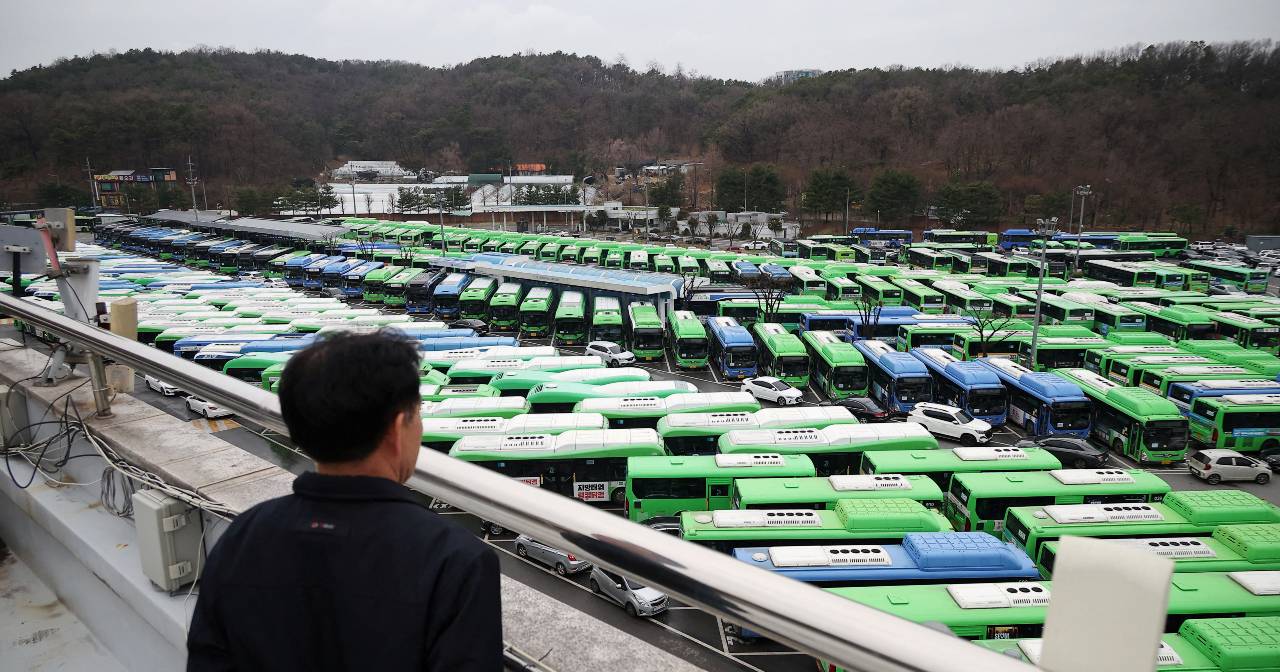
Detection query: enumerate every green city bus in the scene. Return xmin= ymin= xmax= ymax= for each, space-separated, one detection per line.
xmin=896 ymin=322 xmax=980 ymax=352
xmin=627 ymin=303 xmax=666 ymax=361
xmin=1036 ymin=296 xmax=1096 ymax=327
xmin=381 ymin=267 xmax=426 ymax=307
xmin=1087 ymin=302 xmax=1147 ymax=335
xmin=824 ymin=572 xmax=1277 ymax=646
xmin=450 ymin=429 xmax=665 ymax=505
xmin=1107 ymin=355 xmax=1214 ymax=386
xmin=1174 ymin=339 xmax=1280 ymax=378
xmin=625 ymin=453 xmax=816 ymax=522
xmin=1122 ymin=302 xmax=1218 ymax=342
xmin=950 ymin=329 xmax=1032 ymax=360
xmin=488 ymin=282 xmax=524 ymax=331
xmin=590 ymin=296 xmax=625 ymax=343
xmin=908 ymin=247 xmax=954 ymax=271
xmin=361 ymin=265 xmax=404 ymax=303
xmin=990 ymin=293 xmax=1037 ymax=320
xmin=1082 ymin=344 xmax=1183 ymax=375
xmin=943 ymin=468 xmax=1171 ymax=535
xmin=938 ymin=286 xmax=994 ymax=316
xmin=677 ymin=255 xmax=700 ymax=276
xmin=1185 ymin=260 xmax=1270 ymax=293
xmin=752 ymin=322 xmax=809 ymax=386
xmin=859 ymin=446 xmax=1063 ymax=491
xmin=1039 ymin=523 xmax=1280 ymax=577
xmin=800 ymin=330 xmax=870 ymax=399
xmin=553 ymin=290 xmax=587 ymax=344
xmin=458 ymin=276 xmax=497 ymax=320
xmin=1188 ymin=394 xmax=1280 ymax=455
xmin=891 ymin=278 xmax=947 ymax=313
xmin=732 ymin=474 xmax=944 ymax=510
xmin=1002 ymin=489 xmax=1280 ymax=569
xmin=1113 ymin=233 xmax=1188 ymax=257
xmin=1102 ymin=331 xmax=1172 ymax=346
xmin=1201 ymin=312 xmax=1280 ymax=354
xmin=1017 ymin=336 xmax=1110 ymax=371
xmin=656 ymin=407 xmax=859 ymax=456
xmin=419 ymin=396 xmax=531 ymax=418
xmin=718 ymin=423 xmax=939 ymax=477
xmin=582 ymin=246 xmax=603 ymax=265
xmin=679 ymin=498 xmax=952 ymax=553
xmin=1052 ymin=368 xmax=1190 ymax=464
xmin=519 ymin=286 xmax=555 ymax=337
xmin=857 ymin=277 xmax=904 ymax=307
xmin=825 ymin=276 xmax=861 ymax=302
xmin=665 ymin=310 xmax=709 ymax=369
xmin=1138 ymin=365 xmax=1260 ymax=397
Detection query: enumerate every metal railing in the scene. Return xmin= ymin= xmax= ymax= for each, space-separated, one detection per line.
xmin=0 ymin=292 xmax=1032 ymax=672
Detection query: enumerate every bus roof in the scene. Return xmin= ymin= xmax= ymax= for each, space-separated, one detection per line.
xmin=626 ymin=453 xmax=816 ymax=479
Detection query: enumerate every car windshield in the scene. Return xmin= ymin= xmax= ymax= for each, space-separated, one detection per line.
xmin=605 ymin=345 xmax=621 ymax=354
xmin=771 ymin=381 xmax=791 ymax=391
xmin=625 ymin=578 xmax=648 ymax=591
xmin=954 ymin=409 xmax=975 ymax=423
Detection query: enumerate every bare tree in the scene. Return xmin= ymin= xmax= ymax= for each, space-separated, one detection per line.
xmin=962 ymin=304 xmax=1021 ymax=358
xmin=677 ymin=270 xmax=702 ymax=310
xmin=853 ymin=293 xmax=884 ymax=341
xmin=743 ymin=274 xmax=787 ymax=325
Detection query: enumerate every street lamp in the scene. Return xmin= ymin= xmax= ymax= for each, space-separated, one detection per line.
xmin=1027 ymin=216 xmax=1060 ymax=369
xmin=1071 ymin=185 xmax=1092 ymax=275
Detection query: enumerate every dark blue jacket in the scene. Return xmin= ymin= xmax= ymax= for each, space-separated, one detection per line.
xmin=188 ymin=473 xmax=501 ymax=671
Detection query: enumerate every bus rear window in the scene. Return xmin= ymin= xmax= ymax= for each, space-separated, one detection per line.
xmin=975 ymin=496 xmax=1056 ymax=522
xmin=949 ymin=479 xmax=969 ymax=505
xmin=1191 ymin=400 xmax=1216 ymax=419
xmin=1223 ymin=411 xmax=1280 ymax=432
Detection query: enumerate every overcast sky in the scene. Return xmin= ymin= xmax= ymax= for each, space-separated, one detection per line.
xmin=4 ymin=1 xmax=1277 ymax=81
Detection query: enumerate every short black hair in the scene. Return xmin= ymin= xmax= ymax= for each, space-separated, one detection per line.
xmin=278 ymin=331 xmax=420 ymax=463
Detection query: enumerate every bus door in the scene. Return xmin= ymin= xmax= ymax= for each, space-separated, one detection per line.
xmin=707 ymin=477 xmax=733 ymax=510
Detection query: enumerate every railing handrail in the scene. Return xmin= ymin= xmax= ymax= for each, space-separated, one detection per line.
xmin=0 ymin=292 xmax=1032 ymax=672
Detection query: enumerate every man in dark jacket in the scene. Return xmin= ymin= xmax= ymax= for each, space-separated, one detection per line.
xmin=188 ymin=331 xmax=502 ymax=671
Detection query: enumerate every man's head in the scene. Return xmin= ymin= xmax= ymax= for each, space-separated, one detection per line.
xmin=278 ymin=331 xmax=422 ymax=481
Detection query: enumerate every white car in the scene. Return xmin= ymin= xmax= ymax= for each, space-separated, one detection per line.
xmin=185 ymin=396 xmax=234 ymax=419
xmin=741 ymin=241 xmax=769 ymax=251
xmin=589 ymin=567 xmax=668 ymax=617
xmin=144 ymin=374 xmax=182 ymax=396
xmin=585 ymin=341 xmax=636 ymax=367
xmin=907 ymin=402 xmax=993 ymax=445
xmin=741 ymin=376 xmax=804 ymax=405
xmin=1187 ymin=449 xmax=1270 ymax=485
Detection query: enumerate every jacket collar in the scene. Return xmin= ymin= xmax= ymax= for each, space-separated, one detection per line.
xmin=293 ymin=472 xmax=421 ymax=505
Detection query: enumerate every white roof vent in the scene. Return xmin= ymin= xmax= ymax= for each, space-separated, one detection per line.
xmin=1049 ymin=469 xmax=1137 ymax=485
xmin=828 ymin=474 xmax=912 ymax=491
xmin=1229 ymin=571 xmax=1280 ymax=596
xmin=952 ymin=447 xmax=1028 ymax=461
xmin=948 ymin=582 xmax=1050 ymax=609
xmin=1116 ymin=538 xmax=1217 ymax=559
xmin=768 ymin=545 xmax=892 ymax=567
xmin=714 ymin=454 xmax=786 ymax=468
xmin=1044 ymin=504 xmax=1164 ymax=524
xmin=711 ymin=510 xmax=822 ymax=528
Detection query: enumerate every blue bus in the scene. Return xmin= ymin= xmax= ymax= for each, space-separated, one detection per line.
xmin=416 ymin=336 xmax=519 ymax=352
xmin=283 ymin=253 xmax=329 ymax=287
xmin=707 ymin=316 xmax=758 ymax=379
xmin=340 ymin=261 xmax=383 ymax=299
xmin=431 ymin=273 xmax=472 ymax=319
xmin=853 ymin=339 xmax=933 ymax=413
xmin=319 ymin=257 xmax=363 ymax=289
xmin=973 ymin=356 xmax=1091 ymax=438
xmin=730 ymin=261 xmax=760 ymax=282
xmin=998 ymin=229 xmax=1037 ymax=250
xmin=732 ymin=532 xmax=1038 ymax=588
xmin=758 ymin=263 xmax=794 ymax=286
xmin=1165 ymin=379 xmax=1280 ymax=415
xmin=910 ymin=347 xmax=1008 ymax=426
xmin=298 ymin=255 xmax=345 ymax=289
xmin=798 ymin=309 xmax=973 ymax=335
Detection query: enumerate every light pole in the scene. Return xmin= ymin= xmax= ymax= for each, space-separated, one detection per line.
xmin=1027 ymin=216 xmax=1059 ymax=370
xmin=1072 ymin=185 xmax=1091 ymax=275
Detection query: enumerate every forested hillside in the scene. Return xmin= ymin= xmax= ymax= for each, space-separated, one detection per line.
xmin=1 ymin=42 xmax=1277 ymax=232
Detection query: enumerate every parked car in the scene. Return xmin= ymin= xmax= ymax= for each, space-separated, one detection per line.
xmin=589 ymin=567 xmax=669 ymax=617
xmin=907 ymin=402 xmax=993 ymax=445
xmin=144 ymin=374 xmax=182 ymax=397
xmin=1187 ymin=449 xmax=1271 ymax=485
xmin=741 ymin=240 xmax=769 ymax=251
xmin=585 ymin=340 xmax=636 ymax=367
xmin=822 ymin=396 xmax=894 ymax=423
xmin=741 ymin=376 xmax=804 ymax=405
xmin=1015 ymin=436 xmax=1109 ymax=468
xmin=1261 ymin=447 xmax=1280 ymax=474
xmin=448 ymin=319 xmax=488 ymax=335
xmin=514 ymin=534 xmax=591 ymax=576
xmin=185 ymin=396 xmax=234 ymax=419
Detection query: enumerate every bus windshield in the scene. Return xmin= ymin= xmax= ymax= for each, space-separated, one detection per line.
xmin=898 ymin=376 xmax=932 ymax=402
xmin=969 ymin=389 xmax=1007 ymax=416
xmin=1051 ymin=401 xmax=1091 ymax=430
xmin=1145 ymin=420 xmax=1188 ymax=452
xmin=635 ymin=328 xmax=665 ymax=351
xmin=678 ymin=338 xmax=708 ymax=360
xmin=779 ymin=355 xmax=809 ymax=377
xmin=832 ymin=366 xmax=867 ymax=392
xmin=725 ymin=346 xmax=757 ymax=368
xmin=1253 ymin=330 xmax=1280 ymax=349
xmin=1185 ymin=323 xmax=1215 ymax=340
xmin=523 ymin=311 xmax=549 ymax=327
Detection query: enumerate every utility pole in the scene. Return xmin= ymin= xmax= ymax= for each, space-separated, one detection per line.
xmin=1072 ymin=185 xmax=1091 ymax=276
xmin=844 ymin=186 xmax=850 ymax=236
xmin=1027 ymin=217 xmax=1059 ymax=370
xmin=83 ymin=158 xmax=99 ymax=209
xmin=350 ymin=176 xmax=358 ymax=216
xmin=186 ymin=156 xmax=200 ymax=223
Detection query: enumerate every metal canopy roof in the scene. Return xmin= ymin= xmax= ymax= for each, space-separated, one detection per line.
xmin=467 ymin=254 xmax=684 ymax=297
xmin=143 ymin=209 xmax=230 ymax=225
xmin=144 ymin=211 xmax=349 ymax=241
